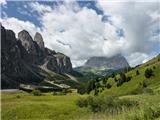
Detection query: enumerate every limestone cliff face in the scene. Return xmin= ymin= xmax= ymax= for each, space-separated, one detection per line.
xmin=1 ymin=25 xmax=73 ymax=88
xmin=85 ymin=54 xmax=130 ymax=70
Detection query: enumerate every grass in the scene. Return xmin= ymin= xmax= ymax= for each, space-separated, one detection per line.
xmin=1 ymin=91 xmax=91 ymax=120
xmin=2 ymin=91 xmax=160 ymax=120
xmin=100 ymin=56 xmax=160 ymax=96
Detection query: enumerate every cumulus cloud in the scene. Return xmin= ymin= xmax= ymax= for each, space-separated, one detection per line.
xmin=0 ymin=17 xmax=41 ymax=38
xmin=97 ymin=0 xmax=160 ymax=66
xmin=0 ymin=0 xmax=6 ymax=5
xmin=1 ymin=1 xmax=159 ymax=67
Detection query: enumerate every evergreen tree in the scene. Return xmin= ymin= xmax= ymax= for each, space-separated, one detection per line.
xmin=144 ymin=68 xmax=153 ymax=78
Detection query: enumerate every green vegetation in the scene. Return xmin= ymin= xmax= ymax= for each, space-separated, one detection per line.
xmin=1 ymin=91 xmax=91 ymax=120
xmin=31 ymin=89 xmax=42 ymax=96
xmin=2 ymin=55 xmax=160 ymax=120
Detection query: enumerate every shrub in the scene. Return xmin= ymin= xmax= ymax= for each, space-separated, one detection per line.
xmin=52 ymin=91 xmax=57 ymax=95
xmin=136 ymin=70 xmax=140 ymax=75
xmin=32 ymin=89 xmax=42 ymax=96
xmin=144 ymin=106 xmax=160 ymax=119
xmin=16 ymin=95 xmax=21 ymax=99
xmin=153 ymin=66 xmax=156 ymax=69
xmin=126 ymin=76 xmax=132 ymax=82
xmin=144 ymin=68 xmax=154 ymax=78
xmin=77 ymin=84 xmax=86 ymax=94
xmin=77 ymin=95 xmax=139 ymax=114
xmin=76 ymin=97 xmax=88 ymax=108
xmin=116 ymin=72 xmax=127 ymax=87
xmin=142 ymin=81 xmax=147 ymax=88
xmin=86 ymin=80 xmax=96 ymax=94
xmin=111 ymin=73 xmax=115 ymax=78
xmin=114 ymin=77 xmax=118 ymax=82
xmin=106 ymin=83 xmax=112 ymax=89
xmin=102 ymin=78 xmax=107 ymax=85
xmin=94 ymin=88 xmax=99 ymax=96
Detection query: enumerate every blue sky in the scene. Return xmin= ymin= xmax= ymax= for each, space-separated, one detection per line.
xmin=2 ymin=1 xmax=103 ymax=28
xmin=1 ymin=0 xmax=160 ymax=67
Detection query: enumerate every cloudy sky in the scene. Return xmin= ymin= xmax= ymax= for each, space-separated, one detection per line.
xmin=1 ymin=0 xmax=160 ymax=67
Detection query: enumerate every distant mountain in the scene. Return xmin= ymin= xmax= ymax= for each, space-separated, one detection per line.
xmin=1 ymin=25 xmax=79 ymax=89
xmin=74 ymin=55 xmax=130 ymax=76
xmin=85 ymin=55 xmax=129 ymax=70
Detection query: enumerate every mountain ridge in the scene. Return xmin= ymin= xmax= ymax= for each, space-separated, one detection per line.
xmin=1 ymin=25 xmax=75 ymax=89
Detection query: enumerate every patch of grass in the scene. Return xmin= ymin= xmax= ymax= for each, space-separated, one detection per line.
xmin=1 ymin=91 xmax=91 ymax=120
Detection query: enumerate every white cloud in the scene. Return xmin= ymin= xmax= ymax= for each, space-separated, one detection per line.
xmin=0 ymin=0 xmax=6 ymax=5
xmin=97 ymin=0 xmax=160 ymax=66
xmin=0 ymin=17 xmax=41 ymax=38
xmin=1 ymin=1 xmax=159 ymax=67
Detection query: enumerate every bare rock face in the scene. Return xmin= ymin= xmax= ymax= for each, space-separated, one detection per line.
xmin=18 ymin=30 xmax=37 ymax=64
xmin=54 ymin=53 xmax=73 ymax=73
xmin=85 ymin=54 xmax=130 ymax=70
xmin=1 ymin=26 xmax=42 ymax=88
xmin=1 ymin=25 xmax=73 ymax=88
xmin=34 ymin=32 xmax=45 ymax=51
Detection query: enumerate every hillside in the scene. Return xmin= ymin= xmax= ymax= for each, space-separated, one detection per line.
xmin=100 ymin=54 xmax=160 ymax=96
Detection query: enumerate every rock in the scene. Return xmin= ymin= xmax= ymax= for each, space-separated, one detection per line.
xmin=18 ymin=30 xmax=37 ymax=64
xmin=85 ymin=54 xmax=130 ymax=70
xmin=54 ymin=53 xmax=73 ymax=73
xmin=1 ymin=25 xmax=74 ymax=88
xmin=1 ymin=25 xmax=42 ymax=88
xmin=34 ymin=32 xmax=45 ymax=51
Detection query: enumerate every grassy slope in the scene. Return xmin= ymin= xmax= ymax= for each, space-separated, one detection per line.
xmin=102 ymin=55 xmax=160 ymax=96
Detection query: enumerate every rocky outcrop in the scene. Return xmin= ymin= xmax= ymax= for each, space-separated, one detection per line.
xmin=85 ymin=54 xmax=130 ymax=70
xmin=18 ymin=30 xmax=37 ymax=64
xmin=34 ymin=32 xmax=45 ymax=51
xmin=1 ymin=25 xmax=73 ymax=89
xmin=1 ymin=26 xmax=42 ymax=88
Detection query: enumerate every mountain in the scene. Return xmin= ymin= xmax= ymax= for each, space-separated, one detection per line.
xmin=1 ymin=25 xmax=78 ymax=89
xmin=74 ymin=55 xmax=130 ymax=76
xmin=94 ymin=54 xmax=160 ymax=95
xmin=85 ymin=55 xmax=129 ymax=69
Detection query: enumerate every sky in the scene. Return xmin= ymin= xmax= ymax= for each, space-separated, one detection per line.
xmin=0 ymin=0 xmax=160 ymax=67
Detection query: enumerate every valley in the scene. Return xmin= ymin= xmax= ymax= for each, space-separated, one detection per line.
xmin=1 ymin=1 xmax=160 ymax=120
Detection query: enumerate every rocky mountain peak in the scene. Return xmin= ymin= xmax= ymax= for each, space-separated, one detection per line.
xmin=85 ymin=54 xmax=130 ymax=70
xmin=18 ymin=30 xmax=36 ymax=54
xmin=34 ymin=32 xmax=45 ymax=51
xmin=1 ymin=25 xmax=74 ymax=88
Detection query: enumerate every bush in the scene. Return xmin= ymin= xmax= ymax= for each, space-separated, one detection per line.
xmin=114 ymin=77 xmax=118 ymax=82
xmin=117 ymin=73 xmax=127 ymax=86
xmin=52 ymin=91 xmax=57 ymax=95
xmin=76 ymin=97 xmax=88 ymax=108
xmin=106 ymin=83 xmax=112 ymax=89
xmin=94 ymin=88 xmax=99 ymax=96
xmin=144 ymin=68 xmax=154 ymax=78
xmin=126 ymin=76 xmax=132 ymax=82
xmin=77 ymin=84 xmax=86 ymax=94
xmin=144 ymin=106 xmax=160 ymax=119
xmin=86 ymin=80 xmax=96 ymax=94
xmin=77 ymin=95 xmax=139 ymax=114
xmin=102 ymin=78 xmax=107 ymax=85
xmin=32 ymin=89 xmax=42 ymax=96
xmin=136 ymin=70 xmax=140 ymax=75
xmin=142 ymin=81 xmax=147 ymax=88
xmin=16 ymin=95 xmax=21 ymax=99
xmin=153 ymin=66 xmax=156 ymax=69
